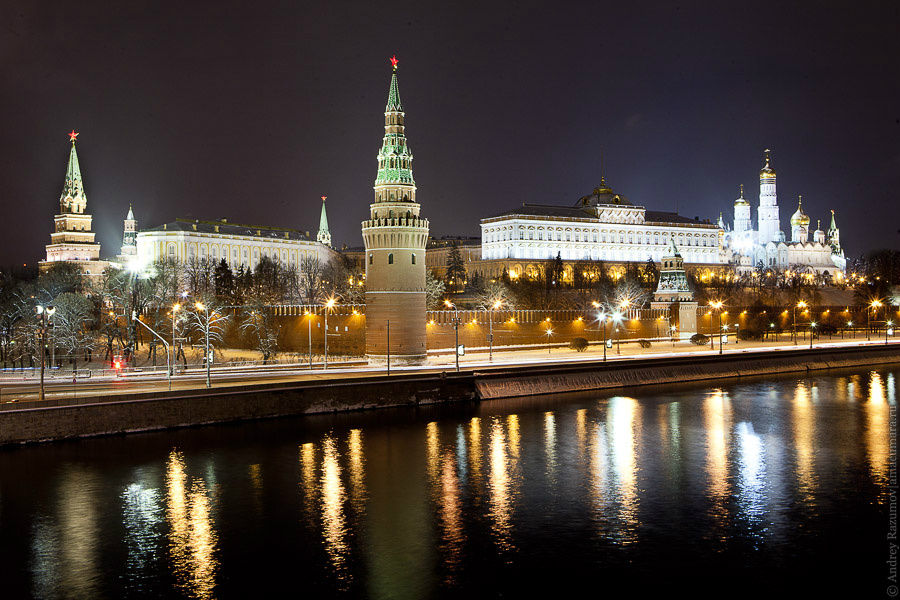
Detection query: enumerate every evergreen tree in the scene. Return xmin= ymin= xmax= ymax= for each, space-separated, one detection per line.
xmin=445 ymin=243 xmax=466 ymax=293
xmin=214 ymin=259 xmax=235 ymax=301
xmin=644 ymin=257 xmax=659 ymax=287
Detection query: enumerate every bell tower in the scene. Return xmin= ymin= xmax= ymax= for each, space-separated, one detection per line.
xmin=361 ymin=56 xmax=430 ymax=365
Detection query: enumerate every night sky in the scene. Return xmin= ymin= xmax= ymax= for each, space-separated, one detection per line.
xmin=2 ymin=0 xmax=898 ymax=266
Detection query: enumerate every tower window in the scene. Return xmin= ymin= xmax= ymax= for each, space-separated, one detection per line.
xmin=369 ymin=254 xmax=373 ymax=265
xmin=388 ymin=253 xmax=394 ymax=264
xmin=411 ymin=253 xmax=416 ymax=264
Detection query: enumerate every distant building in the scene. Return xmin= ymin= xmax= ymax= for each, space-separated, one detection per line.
xmin=425 ymin=236 xmax=481 ymax=278
xmin=135 ymin=218 xmax=335 ymax=271
xmin=40 ymin=131 xmax=108 ymax=278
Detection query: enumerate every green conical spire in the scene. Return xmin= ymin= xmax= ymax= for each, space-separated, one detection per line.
xmin=61 ymin=140 xmax=84 ymax=200
xmin=385 ymin=56 xmax=403 ymax=112
xmin=828 ymin=209 xmax=837 ymax=232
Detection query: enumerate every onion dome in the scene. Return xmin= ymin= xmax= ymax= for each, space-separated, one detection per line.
xmin=734 ymin=183 xmax=749 ymax=206
xmin=790 ymin=196 xmax=810 ymax=227
xmin=759 ymin=148 xmax=776 ymax=180
xmin=813 ymin=219 xmax=824 ymax=236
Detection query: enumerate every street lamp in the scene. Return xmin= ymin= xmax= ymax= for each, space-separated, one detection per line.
xmin=488 ymin=299 xmax=502 ymax=361
xmin=869 ymin=299 xmax=883 ymax=342
xmin=35 ymin=304 xmax=56 ymax=401
xmin=546 ymin=327 xmax=553 ymax=354
xmin=445 ymin=300 xmax=460 ymax=372
xmin=323 ymin=298 xmax=336 ymax=370
xmin=304 ymin=310 xmax=313 ymax=369
xmin=670 ymin=324 xmax=677 ymax=347
xmin=793 ymin=300 xmax=807 ymax=345
xmin=809 ymin=321 xmax=816 ymax=349
xmin=171 ymin=303 xmax=180 ymax=374
xmin=720 ymin=323 xmax=728 ymax=354
xmin=612 ymin=310 xmax=624 ymax=355
xmin=195 ymin=302 xmax=222 ymax=389
xmin=887 ymin=320 xmax=893 ymax=345
xmin=709 ymin=301 xmax=724 ymax=351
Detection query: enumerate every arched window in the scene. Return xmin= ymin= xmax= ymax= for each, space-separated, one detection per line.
xmin=388 ymin=253 xmax=394 ymax=264
xmin=369 ymin=254 xmax=373 ymax=265
xmin=411 ymin=253 xmax=416 ymax=264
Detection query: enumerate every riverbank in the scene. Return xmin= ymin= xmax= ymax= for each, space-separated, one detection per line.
xmin=2 ymin=343 xmax=899 ymax=445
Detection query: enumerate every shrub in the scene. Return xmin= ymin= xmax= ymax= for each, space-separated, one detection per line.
xmin=569 ymin=337 xmax=589 ymax=352
xmin=691 ymin=333 xmax=710 ymax=345
xmin=638 ymin=339 xmax=652 ymax=348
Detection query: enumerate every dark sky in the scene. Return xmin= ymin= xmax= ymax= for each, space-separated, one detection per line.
xmin=2 ymin=0 xmax=898 ymax=265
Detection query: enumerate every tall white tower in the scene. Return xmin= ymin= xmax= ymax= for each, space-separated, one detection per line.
xmin=733 ymin=183 xmax=751 ymax=234
xmin=757 ymin=149 xmax=781 ymax=245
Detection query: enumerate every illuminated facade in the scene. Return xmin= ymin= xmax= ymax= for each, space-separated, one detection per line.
xmin=722 ymin=149 xmax=845 ymax=276
xmin=480 ymin=176 xmax=723 ymax=273
xmin=361 ymin=56 xmax=430 ymax=365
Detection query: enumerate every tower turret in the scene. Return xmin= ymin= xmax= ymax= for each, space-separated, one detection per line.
xmin=121 ymin=204 xmax=137 ymax=256
xmin=361 ymin=56 xmax=430 ymax=365
xmin=317 ymin=196 xmax=332 ymax=247
xmin=43 ymin=130 xmax=102 ymax=270
xmin=813 ymin=218 xmax=825 ymax=244
xmin=733 ymin=183 xmax=751 ymax=234
xmin=827 ymin=209 xmax=841 ymax=253
xmin=757 ymin=149 xmax=781 ymax=244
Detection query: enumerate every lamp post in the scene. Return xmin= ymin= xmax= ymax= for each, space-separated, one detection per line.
xmin=719 ymin=324 xmax=727 ymax=354
xmin=887 ymin=320 xmax=893 ymax=345
xmin=35 ymin=304 xmax=56 ymax=401
xmin=546 ymin=327 xmax=553 ymax=354
xmin=488 ymin=299 xmax=502 ymax=361
xmin=793 ymin=300 xmax=807 ymax=345
xmin=133 ymin=310 xmax=171 ymax=390
xmin=305 ymin=310 xmax=313 ymax=369
xmin=323 ymin=298 xmax=336 ymax=370
xmin=612 ymin=310 xmax=624 ymax=355
xmin=810 ymin=321 xmax=816 ymax=349
xmin=709 ymin=301 xmax=723 ymax=351
xmin=671 ymin=324 xmax=677 ymax=347
xmin=445 ymin=300 xmax=460 ymax=372
xmin=592 ymin=301 xmax=608 ymax=362
xmin=869 ymin=300 xmax=882 ymax=342
xmin=171 ymin=303 xmax=180 ymax=375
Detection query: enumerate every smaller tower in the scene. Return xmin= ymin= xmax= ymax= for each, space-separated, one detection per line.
xmin=827 ymin=209 xmax=841 ymax=253
xmin=790 ymin=195 xmax=810 ymax=243
xmin=757 ymin=149 xmax=781 ymax=245
xmin=813 ymin=219 xmax=826 ymax=245
xmin=121 ymin=204 xmax=137 ymax=256
xmin=317 ymin=196 xmax=332 ymax=247
xmin=733 ymin=183 xmax=751 ymax=234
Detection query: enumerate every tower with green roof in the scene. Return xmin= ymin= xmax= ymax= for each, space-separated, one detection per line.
xmin=361 ymin=56 xmax=430 ymax=365
xmin=42 ymin=131 xmax=105 ymax=276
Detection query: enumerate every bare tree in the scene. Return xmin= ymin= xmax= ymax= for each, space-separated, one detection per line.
xmin=298 ymin=255 xmax=324 ymax=305
xmin=52 ymin=292 xmax=94 ymax=371
xmin=240 ymin=298 xmax=281 ymax=363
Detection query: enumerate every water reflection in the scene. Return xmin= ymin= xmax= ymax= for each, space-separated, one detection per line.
xmin=608 ymin=397 xmax=640 ymax=535
xmin=864 ymin=372 xmax=891 ymax=486
xmin=166 ymin=451 xmax=219 ymax=599
xmin=735 ymin=422 xmax=766 ymax=529
xmin=488 ymin=417 xmax=515 ymax=551
xmin=544 ymin=412 xmax=557 ymax=479
xmin=792 ymin=382 xmax=816 ymax=502
xmin=122 ymin=480 xmax=162 ymax=588
xmin=347 ymin=429 xmax=367 ymax=514
xmin=320 ymin=436 xmax=349 ymax=581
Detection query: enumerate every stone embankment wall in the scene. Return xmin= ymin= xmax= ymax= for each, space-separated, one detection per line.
xmin=2 ymin=345 xmax=899 ymax=446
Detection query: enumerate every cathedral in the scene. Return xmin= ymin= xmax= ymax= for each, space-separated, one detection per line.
xmin=721 ymin=149 xmax=846 ymax=277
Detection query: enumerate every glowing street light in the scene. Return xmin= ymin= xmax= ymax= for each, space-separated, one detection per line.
xmin=793 ymin=300 xmax=808 ymax=345
xmin=445 ymin=299 xmax=460 ymax=372
xmin=488 ymin=299 xmax=503 ymax=361
xmin=869 ymin=299 xmax=883 ymax=342
xmin=323 ymin=297 xmax=337 ymax=370
xmin=35 ymin=304 xmax=56 ymax=401
xmin=546 ymin=327 xmax=553 ymax=354
xmin=709 ymin=300 xmax=724 ymax=351
xmin=809 ymin=322 xmax=816 ymax=349
xmin=612 ymin=310 xmax=624 ymax=355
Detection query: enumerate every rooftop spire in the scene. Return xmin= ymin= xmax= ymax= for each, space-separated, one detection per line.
xmin=385 ymin=55 xmax=403 ymax=112
xmin=126 ymin=203 xmax=134 ymax=221
xmin=317 ymin=196 xmax=332 ymax=247
xmin=60 ymin=130 xmax=86 ymax=212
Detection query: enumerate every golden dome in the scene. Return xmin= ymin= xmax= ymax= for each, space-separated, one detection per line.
xmin=759 ymin=148 xmax=776 ymax=179
xmin=790 ymin=196 xmax=810 ymax=227
xmin=734 ymin=183 xmax=749 ymax=206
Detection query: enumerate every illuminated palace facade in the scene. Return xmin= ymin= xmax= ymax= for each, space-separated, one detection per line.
xmin=479 ymin=177 xmax=723 ymax=280
xmin=720 ymin=149 xmax=845 ymax=277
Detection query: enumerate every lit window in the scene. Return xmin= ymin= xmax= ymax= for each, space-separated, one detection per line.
xmin=388 ymin=253 xmax=394 ymax=264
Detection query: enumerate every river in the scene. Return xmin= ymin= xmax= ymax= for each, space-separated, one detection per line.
xmin=0 ymin=367 xmax=895 ymax=598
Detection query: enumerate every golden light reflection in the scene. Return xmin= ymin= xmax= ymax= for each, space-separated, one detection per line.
xmin=166 ymin=451 xmax=218 ymax=600
xmin=792 ymin=382 xmax=816 ymax=502
xmin=703 ymin=390 xmax=731 ymax=508
xmin=320 ymin=436 xmax=349 ymax=578
xmin=468 ymin=417 xmax=483 ymax=489
xmin=58 ymin=467 xmax=100 ymax=598
xmin=544 ymin=412 xmax=557 ymax=478
xmin=438 ymin=450 xmax=464 ymax=582
xmin=864 ymin=372 xmax=890 ymax=486
xmin=300 ymin=442 xmax=317 ymax=516
xmin=608 ymin=396 xmax=640 ymax=529
xmin=347 ymin=429 xmax=367 ymax=513
xmin=507 ymin=414 xmax=520 ymax=460
xmin=488 ymin=417 xmax=515 ymax=550
xmin=426 ymin=422 xmax=440 ymax=484
xmin=575 ymin=408 xmax=588 ymax=461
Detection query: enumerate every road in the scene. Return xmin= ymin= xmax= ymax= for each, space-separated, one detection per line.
xmin=1 ymin=336 xmax=896 ymax=405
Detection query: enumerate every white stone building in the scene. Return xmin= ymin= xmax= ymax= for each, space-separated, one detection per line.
xmin=480 ymin=177 xmax=722 ymax=267
xmin=134 ymin=217 xmax=336 ymax=272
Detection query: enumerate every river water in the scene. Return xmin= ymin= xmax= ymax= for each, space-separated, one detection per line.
xmin=0 ymin=367 xmax=896 ymax=599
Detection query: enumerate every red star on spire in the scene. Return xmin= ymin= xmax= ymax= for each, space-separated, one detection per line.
xmin=68 ymin=130 xmax=79 ymax=142
xmin=321 ymin=196 xmax=327 ymax=202
xmin=390 ymin=55 xmax=398 ymax=69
